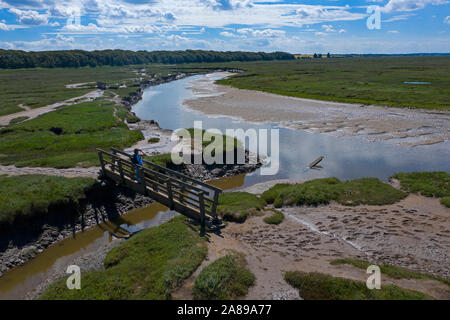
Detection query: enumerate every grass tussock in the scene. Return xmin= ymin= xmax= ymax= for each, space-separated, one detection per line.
xmin=217 ymin=192 xmax=266 ymax=223
xmin=392 ymin=171 xmax=450 ymax=207
xmin=9 ymin=116 xmax=29 ymax=125
xmin=0 ymin=175 xmax=95 ymax=226
xmin=146 ymin=153 xmax=174 ymax=168
xmin=262 ymin=178 xmax=407 ymax=208
xmin=0 ymin=101 xmax=143 ymax=168
xmin=284 ymin=271 xmax=432 ymax=300
xmin=194 ymin=253 xmax=255 ymax=300
xmin=263 ymin=210 xmax=284 ymax=225
xmin=39 ymin=216 xmax=207 ymax=300
xmin=148 ymin=137 xmax=160 ymax=144
xmin=331 ymin=259 xmax=450 ymax=286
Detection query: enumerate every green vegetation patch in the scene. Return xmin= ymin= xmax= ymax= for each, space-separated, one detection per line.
xmin=441 ymin=196 xmax=450 ymax=208
xmin=114 ymin=105 xmax=140 ymax=124
xmin=263 ymin=210 xmax=284 ymax=225
xmin=392 ymin=172 xmax=450 ymax=207
xmin=331 ymin=259 xmax=450 ymax=286
xmin=215 ymin=57 xmax=450 ymax=110
xmin=183 ymin=128 xmax=241 ymax=148
xmin=0 ymin=66 xmax=139 ymax=116
xmin=9 ymin=116 xmax=29 ymax=125
xmin=0 ymin=101 xmax=143 ymax=168
xmin=148 ymin=137 xmax=160 ymax=144
xmin=262 ymin=178 xmax=406 ymax=208
xmin=194 ymin=254 xmax=255 ymax=300
xmin=146 ymin=153 xmax=174 ymax=168
xmin=217 ymin=192 xmax=266 ymax=223
xmin=39 ymin=216 xmax=207 ymax=300
xmin=284 ymin=271 xmax=431 ymax=300
xmin=0 ymin=175 xmax=95 ymax=226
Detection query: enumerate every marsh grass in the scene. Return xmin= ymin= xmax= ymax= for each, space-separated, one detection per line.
xmin=39 ymin=216 xmax=207 ymax=300
xmin=217 ymin=192 xmax=266 ymax=223
xmin=284 ymin=271 xmax=432 ymax=300
xmin=148 ymin=137 xmax=160 ymax=144
xmin=331 ymin=259 xmax=450 ymax=286
xmin=0 ymin=175 xmax=95 ymax=226
xmin=193 ymin=253 xmax=255 ymax=300
xmin=392 ymin=171 xmax=450 ymax=207
xmin=263 ymin=210 xmax=284 ymax=225
xmin=0 ymin=101 xmax=143 ymax=168
xmin=9 ymin=116 xmax=29 ymax=125
xmin=145 ymin=153 xmax=174 ymax=168
xmin=215 ymin=57 xmax=450 ymax=110
xmin=262 ymin=178 xmax=407 ymax=208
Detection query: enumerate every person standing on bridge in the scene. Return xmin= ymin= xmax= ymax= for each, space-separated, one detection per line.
xmin=132 ymin=148 xmax=147 ymax=181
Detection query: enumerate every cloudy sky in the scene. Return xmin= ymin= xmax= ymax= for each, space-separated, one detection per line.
xmin=0 ymin=0 xmax=449 ymax=53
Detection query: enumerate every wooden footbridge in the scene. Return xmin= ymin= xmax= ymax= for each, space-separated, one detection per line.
xmin=97 ymin=147 xmax=223 ymax=234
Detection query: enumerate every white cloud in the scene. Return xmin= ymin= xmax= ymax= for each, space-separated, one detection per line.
xmin=382 ymin=0 xmax=449 ymax=13
xmin=0 ymin=21 xmax=14 ymax=30
xmin=1 ymin=0 xmax=367 ymax=30
xmin=388 ymin=30 xmax=399 ymax=33
xmin=339 ymin=29 xmax=346 ymax=33
xmin=383 ymin=13 xmax=415 ymax=22
xmin=321 ymin=24 xmax=335 ymax=32
xmin=445 ymin=16 xmax=450 ymax=24
xmin=9 ymin=8 xmax=48 ymax=25
xmin=237 ymin=28 xmax=285 ymax=38
xmin=220 ymin=31 xmax=237 ymax=37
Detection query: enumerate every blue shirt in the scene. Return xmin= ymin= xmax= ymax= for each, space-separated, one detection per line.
xmin=136 ymin=153 xmax=143 ymax=166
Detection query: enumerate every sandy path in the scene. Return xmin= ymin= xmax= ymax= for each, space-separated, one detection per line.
xmin=0 ymin=165 xmax=100 ymax=178
xmin=0 ymin=90 xmax=103 ymax=127
xmin=183 ymin=73 xmax=450 ymax=147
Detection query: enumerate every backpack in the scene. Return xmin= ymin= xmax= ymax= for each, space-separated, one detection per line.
xmin=131 ymin=154 xmax=139 ymax=164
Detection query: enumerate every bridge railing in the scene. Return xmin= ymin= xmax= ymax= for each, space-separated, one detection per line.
xmin=98 ymin=148 xmax=222 ymax=221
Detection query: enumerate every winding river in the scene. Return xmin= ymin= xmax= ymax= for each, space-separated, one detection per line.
xmin=1 ymin=72 xmax=449 ymax=299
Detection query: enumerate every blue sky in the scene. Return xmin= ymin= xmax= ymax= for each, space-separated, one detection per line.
xmin=0 ymin=0 xmax=449 ymax=53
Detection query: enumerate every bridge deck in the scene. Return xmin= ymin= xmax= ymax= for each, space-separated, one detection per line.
xmin=97 ymin=148 xmax=223 ymax=233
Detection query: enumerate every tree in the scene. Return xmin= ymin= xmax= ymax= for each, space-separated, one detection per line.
xmin=0 ymin=49 xmax=296 ymax=69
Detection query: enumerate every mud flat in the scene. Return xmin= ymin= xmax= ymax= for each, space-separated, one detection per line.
xmin=183 ymin=73 xmax=450 ymax=147
xmin=173 ymin=191 xmax=450 ymax=300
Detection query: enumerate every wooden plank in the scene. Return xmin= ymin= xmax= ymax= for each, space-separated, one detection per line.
xmin=199 ymin=191 xmax=205 ymax=236
xmin=110 ymin=147 xmax=222 ymax=192
xmin=166 ymin=178 xmax=174 ymax=210
xmin=308 ymin=156 xmax=324 ymax=168
xmin=210 ymin=190 xmax=220 ymax=219
xmin=98 ymin=149 xmax=221 ymax=230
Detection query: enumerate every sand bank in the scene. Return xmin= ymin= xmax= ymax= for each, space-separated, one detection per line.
xmin=183 ymin=73 xmax=450 ymax=147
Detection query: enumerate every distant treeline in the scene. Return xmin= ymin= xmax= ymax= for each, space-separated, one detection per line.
xmin=0 ymin=49 xmax=294 ymax=69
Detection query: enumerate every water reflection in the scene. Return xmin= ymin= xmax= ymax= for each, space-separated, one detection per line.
xmin=133 ymin=74 xmax=450 ymax=186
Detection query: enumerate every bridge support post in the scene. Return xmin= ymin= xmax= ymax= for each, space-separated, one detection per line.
xmin=118 ymin=160 xmax=125 ymax=185
xmin=98 ymin=151 xmax=106 ymax=178
xmin=211 ymin=190 xmax=220 ymax=220
xmin=166 ymin=179 xmax=174 ymax=210
xmin=199 ymin=191 xmax=206 ymax=236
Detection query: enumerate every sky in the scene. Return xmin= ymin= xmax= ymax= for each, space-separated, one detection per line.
xmin=0 ymin=0 xmax=449 ymax=53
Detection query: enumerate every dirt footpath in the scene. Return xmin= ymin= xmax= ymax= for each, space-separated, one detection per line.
xmin=0 ymin=90 xmax=103 ymax=127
